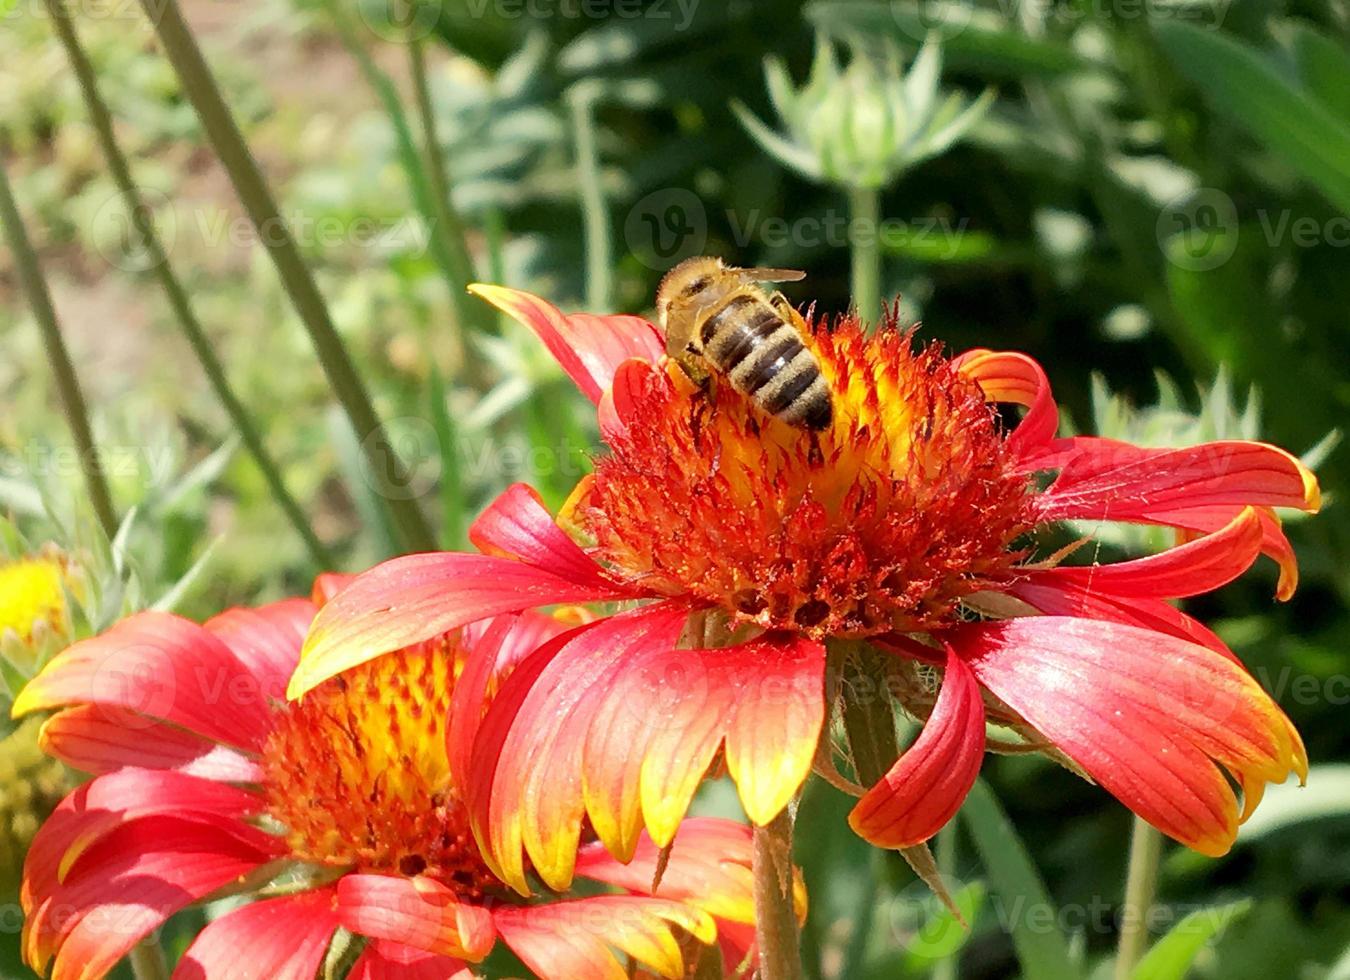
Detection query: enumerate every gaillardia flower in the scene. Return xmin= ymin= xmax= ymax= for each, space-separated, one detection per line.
xmin=292 ymin=283 xmax=1318 ymax=892
xmin=14 ymin=575 xmax=780 ymax=979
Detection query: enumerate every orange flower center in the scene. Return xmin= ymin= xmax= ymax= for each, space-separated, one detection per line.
xmin=261 ymin=639 xmax=499 ymax=898
xmin=577 ymin=315 xmax=1035 ymax=638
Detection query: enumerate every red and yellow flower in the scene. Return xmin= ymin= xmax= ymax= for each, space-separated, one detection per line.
xmin=14 ymin=574 xmax=781 ymax=979
xmin=291 ymin=283 xmax=1318 ymax=893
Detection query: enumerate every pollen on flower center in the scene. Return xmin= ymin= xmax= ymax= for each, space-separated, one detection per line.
xmin=577 ymin=313 xmax=1035 ymax=638
xmin=260 ymin=638 xmax=498 ymax=898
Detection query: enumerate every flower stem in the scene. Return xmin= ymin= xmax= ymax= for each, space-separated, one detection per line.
xmin=848 ymin=184 xmax=882 ymax=328
xmin=42 ymin=0 xmax=332 ymax=568
xmin=0 ymin=153 xmax=118 ymax=540
xmin=753 ymin=808 xmax=803 ymax=980
xmin=128 ymin=940 xmax=169 ymax=980
xmin=1114 ymin=817 xmax=1163 ymax=980
xmin=569 ymin=84 xmax=612 ymax=312
xmin=138 ymin=0 xmax=436 ymax=552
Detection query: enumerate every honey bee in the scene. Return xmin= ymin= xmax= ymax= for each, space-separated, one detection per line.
xmin=655 ymin=256 xmax=832 ymax=431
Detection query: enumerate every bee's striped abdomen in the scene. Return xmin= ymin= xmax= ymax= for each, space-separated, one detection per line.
xmin=698 ymin=294 xmax=834 ymax=431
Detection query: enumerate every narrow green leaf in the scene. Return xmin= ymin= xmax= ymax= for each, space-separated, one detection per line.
xmin=961 ymin=779 xmax=1079 ymax=980
xmin=1132 ymin=900 xmax=1252 ymax=980
xmin=427 ymin=368 xmax=466 ymax=550
xmin=1290 ymin=24 xmax=1350 ymax=125
xmin=1153 ymin=22 xmax=1350 ymax=215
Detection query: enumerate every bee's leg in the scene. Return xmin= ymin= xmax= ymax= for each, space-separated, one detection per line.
xmin=807 ymin=431 xmax=825 ymax=467
xmin=767 ymin=292 xmax=794 ymax=317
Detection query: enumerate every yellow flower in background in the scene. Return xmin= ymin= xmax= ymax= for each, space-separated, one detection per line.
xmin=0 ymin=555 xmax=69 ymax=645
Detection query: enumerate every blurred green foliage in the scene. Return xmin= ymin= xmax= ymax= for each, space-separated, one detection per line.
xmin=1 ymin=0 xmax=1348 ymax=977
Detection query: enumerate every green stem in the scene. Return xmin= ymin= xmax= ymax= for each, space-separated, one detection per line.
xmin=1114 ymin=817 xmax=1163 ymax=980
xmin=933 ymin=824 xmax=960 ymax=980
xmin=569 ymin=85 xmax=612 ymax=311
xmin=753 ymin=808 xmax=804 ymax=980
xmin=325 ymin=1 xmax=485 ymax=350
xmin=128 ymin=940 xmax=169 ymax=980
xmin=0 ymin=154 xmax=118 ymax=540
xmin=836 ymin=641 xmax=900 ymax=785
xmin=43 ymin=0 xmax=332 ymax=569
xmin=848 ymin=184 xmax=882 ymax=328
xmin=138 ymin=0 xmax=435 ymax=552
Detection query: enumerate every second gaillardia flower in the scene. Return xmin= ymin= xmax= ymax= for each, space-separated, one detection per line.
xmin=292 ymin=280 xmax=1317 ymax=895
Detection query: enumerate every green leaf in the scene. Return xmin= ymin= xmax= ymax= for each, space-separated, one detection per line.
xmin=1290 ymin=24 xmax=1350 ymax=125
xmin=961 ymin=779 xmax=1080 ymax=980
xmin=1132 ymin=900 xmax=1252 ymax=980
xmin=804 ymin=2 xmax=1085 ymax=78
xmin=1153 ymin=22 xmax=1350 ymax=215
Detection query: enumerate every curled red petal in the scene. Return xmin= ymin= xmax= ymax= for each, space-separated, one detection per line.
xmin=952 ymin=348 xmax=1059 ymax=459
xmin=469 ymin=604 xmax=691 ymax=894
xmin=29 ymin=815 xmax=280 ymax=978
xmin=947 ymin=616 xmax=1307 ymax=856
xmin=12 ymin=611 xmax=271 ymax=750
xmin=1036 ymin=438 xmax=1321 ymax=521
xmin=290 ymin=552 xmax=635 ymax=698
xmin=39 ymin=704 xmax=262 ymax=782
xmin=468 ymin=284 xmax=664 ymax=404
xmin=349 ymin=940 xmax=472 ymax=980
xmin=579 ymin=632 xmax=825 ymax=858
xmin=336 ymin=874 xmax=496 ymax=961
xmin=1042 ymin=505 xmax=1265 ymax=599
xmin=492 ymin=896 xmax=715 ymax=980
xmin=469 ymin=483 xmax=629 ymax=591
xmin=174 ymin=888 xmax=340 ymax=980
xmin=23 ymin=769 xmax=262 ymax=917
xmin=850 ymin=648 xmax=985 ymax=848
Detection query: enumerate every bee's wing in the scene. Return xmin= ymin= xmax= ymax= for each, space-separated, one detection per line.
xmin=736 ymin=266 xmax=807 ymax=283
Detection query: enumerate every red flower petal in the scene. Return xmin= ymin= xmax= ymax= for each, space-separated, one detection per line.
xmin=947 ymin=616 xmax=1307 ymax=856
xmin=1002 ymin=506 xmax=1267 ymax=659
xmin=311 ymin=572 xmax=356 ymax=605
xmin=12 ymin=611 xmax=272 ymax=750
xmin=492 ymin=896 xmax=715 ymax=980
xmin=28 ymin=816 xmax=280 ymax=978
xmin=583 ymin=632 xmax=826 ymax=857
xmin=1137 ymin=503 xmax=1301 ymax=600
xmin=23 ymin=769 xmax=262 ymax=917
xmin=599 ymin=358 xmax=661 ymax=444
xmin=290 ymin=552 xmax=635 ymax=698
xmin=1036 ymin=438 xmax=1320 ymax=521
xmin=447 ymin=612 xmax=570 ymax=786
xmin=38 ymin=704 xmax=262 ymax=782
xmin=336 ymin=874 xmax=496 ymax=961
xmin=468 ymin=284 xmax=664 ymax=404
xmin=850 ymin=648 xmax=985 ymax=848
xmin=952 ymin=348 xmax=1059 ymax=459
xmin=174 ymin=888 xmax=340 ymax=980
xmin=575 ymin=819 xmax=769 ymax=928
xmin=1040 ymin=505 xmax=1265 ymax=599
xmin=349 ymin=940 xmax=472 ymax=980
xmin=468 ymin=604 xmax=691 ymax=894
xmin=203 ymin=597 xmax=316 ymax=699
xmin=469 ymin=482 xmax=630 ymax=591
xmin=1005 ymin=581 xmax=1237 ymax=661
